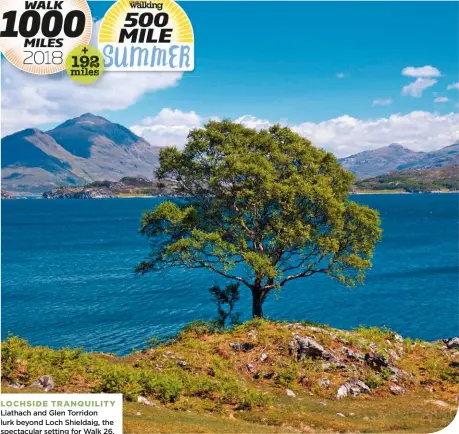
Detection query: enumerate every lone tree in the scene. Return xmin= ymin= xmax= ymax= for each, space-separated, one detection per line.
xmin=136 ymin=121 xmax=382 ymax=318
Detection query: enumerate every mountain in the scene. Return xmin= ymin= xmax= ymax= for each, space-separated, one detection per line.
xmin=340 ymin=142 xmax=459 ymax=179
xmin=339 ymin=144 xmax=424 ymax=179
xmin=1 ymin=114 xmax=161 ymax=192
xmin=355 ymin=164 xmax=459 ymax=193
xmin=399 ymin=142 xmax=459 ymax=170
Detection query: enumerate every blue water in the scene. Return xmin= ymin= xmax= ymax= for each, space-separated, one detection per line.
xmin=1 ymin=194 xmax=458 ymax=355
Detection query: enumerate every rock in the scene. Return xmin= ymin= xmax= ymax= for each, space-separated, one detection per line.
xmin=229 ymin=343 xmax=241 ymax=351
xmin=365 ymin=353 xmax=389 ymax=370
xmin=336 ymin=379 xmax=371 ymax=399
xmin=388 ymin=366 xmax=410 ymax=380
xmin=319 ymin=378 xmax=330 ymax=389
xmin=7 ymin=382 xmax=24 ymax=389
xmin=241 ymin=342 xmax=255 ymax=352
xmin=386 ymin=349 xmax=400 ymax=361
xmin=289 ymin=335 xmax=325 ymax=360
xmin=444 ymin=337 xmax=459 ymax=349
xmin=246 ymin=363 xmax=255 ymax=373
xmin=137 ymin=396 xmax=154 ymax=407
xmin=429 ymin=399 xmax=449 ymax=408
xmin=393 ymin=333 xmax=403 ymax=343
xmin=31 ymin=375 xmax=54 ymax=391
xmin=336 ymin=413 xmax=346 ymax=417
xmin=390 ymin=385 xmax=405 ymax=395
xmin=260 ymin=353 xmax=268 ymax=362
xmin=286 ymin=389 xmax=296 ymax=397
xmin=177 ymin=360 xmax=188 ymax=367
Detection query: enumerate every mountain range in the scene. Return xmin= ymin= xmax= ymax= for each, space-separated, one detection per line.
xmin=1 ymin=113 xmax=161 ymax=192
xmin=2 ymin=113 xmax=458 ymax=192
xmin=339 ymin=142 xmax=459 ymax=179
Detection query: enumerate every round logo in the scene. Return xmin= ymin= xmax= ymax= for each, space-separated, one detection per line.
xmin=0 ymin=0 xmax=93 ymax=75
xmin=65 ymin=44 xmax=104 ymax=84
xmin=98 ymin=0 xmax=194 ymax=72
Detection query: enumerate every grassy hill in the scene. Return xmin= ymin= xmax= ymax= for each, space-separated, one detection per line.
xmin=2 ymin=320 xmax=458 ymax=432
xmin=355 ymin=165 xmax=459 ymax=193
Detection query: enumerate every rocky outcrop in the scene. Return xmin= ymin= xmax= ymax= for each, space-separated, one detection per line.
xmin=336 ymin=379 xmax=371 ymax=399
xmin=289 ymin=335 xmax=326 ymax=360
xmin=31 ymin=375 xmax=54 ymax=391
xmin=42 ymin=188 xmax=115 ymax=199
xmin=444 ymin=337 xmax=459 ymax=350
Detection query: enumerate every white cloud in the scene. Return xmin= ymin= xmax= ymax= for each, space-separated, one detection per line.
xmin=402 ymin=66 xmax=441 ymax=78
xmin=290 ymin=112 xmax=459 ymax=156
xmin=130 ymin=109 xmax=203 ymax=148
xmin=447 ymin=82 xmax=459 ymax=91
xmin=336 ymin=73 xmax=345 ymax=79
xmin=402 ymin=78 xmax=437 ymax=97
xmin=131 ymin=110 xmax=459 ymax=158
xmin=235 ymin=115 xmax=272 ymax=130
xmin=1 ymin=20 xmax=182 ymax=136
xmin=434 ymin=97 xmax=450 ymax=103
xmin=1 ymin=61 xmax=182 ymax=136
xmin=372 ymin=98 xmax=393 ymax=106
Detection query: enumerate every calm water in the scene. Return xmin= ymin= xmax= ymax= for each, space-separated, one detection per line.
xmin=1 ymin=194 xmax=458 ymax=354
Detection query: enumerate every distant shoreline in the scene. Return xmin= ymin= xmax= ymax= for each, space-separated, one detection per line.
xmin=3 ymin=190 xmax=459 ymax=200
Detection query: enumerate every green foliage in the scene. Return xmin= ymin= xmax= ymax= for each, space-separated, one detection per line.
xmin=209 ymin=283 xmax=241 ymax=328
xmin=142 ymin=373 xmax=183 ymax=403
xmin=137 ymin=121 xmax=381 ymax=317
xmin=179 ymin=320 xmax=218 ymax=337
xmin=364 ymin=372 xmax=385 ymax=389
xmin=93 ymin=365 xmax=144 ymax=401
xmin=1 ymin=335 xmax=90 ymax=386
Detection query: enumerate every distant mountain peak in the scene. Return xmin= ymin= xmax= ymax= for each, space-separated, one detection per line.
xmin=55 ymin=113 xmax=109 ymax=130
xmin=388 ymin=143 xmax=406 ymax=149
xmin=7 ymin=127 xmax=43 ymax=139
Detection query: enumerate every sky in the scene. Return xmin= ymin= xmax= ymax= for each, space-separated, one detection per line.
xmin=1 ymin=0 xmax=458 ymax=157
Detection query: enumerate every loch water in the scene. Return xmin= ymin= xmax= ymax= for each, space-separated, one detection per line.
xmin=1 ymin=194 xmax=458 ymax=354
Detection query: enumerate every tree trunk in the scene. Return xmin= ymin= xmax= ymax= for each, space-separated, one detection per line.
xmin=251 ymin=288 xmax=268 ymax=318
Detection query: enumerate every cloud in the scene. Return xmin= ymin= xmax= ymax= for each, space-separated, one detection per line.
xmin=131 ymin=109 xmax=217 ymax=148
xmin=235 ymin=115 xmax=272 ymax=130
xmin=372 ymin=98 xmax=393 ymax=106
xmin=336 ymin=73 xmax=345 ymax=79
xmin=434 ymin=97 xmax=450 ymax=103
xmin=402 ymin=66 xmax=441 ymax=78
xmin=132 ymin=110 xmax=459 ymax=158
xmin=289 ymin=112 xmax=459 ymax=156
xmin=1 ymin=62 xmax=182 ymax=136
xmin=447 ymin=82 xmax=459 ymax=91
xmin=402 ymin=78 xmax=437 ymax=97
xmin=1 ymin=20 xmax=183 ymax=136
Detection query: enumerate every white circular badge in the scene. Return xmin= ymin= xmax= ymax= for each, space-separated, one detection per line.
xmin=0 ymin=0 xmax=92 ymax=75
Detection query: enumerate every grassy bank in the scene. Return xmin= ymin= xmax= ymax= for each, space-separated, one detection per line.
xmin=2 ymin=320 xmax=458 ymax=432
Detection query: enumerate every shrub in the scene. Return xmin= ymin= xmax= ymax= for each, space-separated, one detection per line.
xmin=93 ymin=365 xmax=143 ymax=401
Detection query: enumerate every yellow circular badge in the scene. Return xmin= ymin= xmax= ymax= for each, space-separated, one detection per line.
xmin=0 ymin=0 xmax=93 ymax=75
xmin=65 ymin=45 xmax=104 ymax=84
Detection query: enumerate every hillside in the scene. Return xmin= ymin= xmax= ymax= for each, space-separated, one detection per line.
xmin=1 ymin=114 xmax=161 ymax=193
xmin=2 ymin=320 xmax=458 ymax=432
xmin=340 ymin=142 xmax=459 ymax=179
xmin=41 ymin=176 xmax=180 ymax=199
xmin=355 ymin=165 xmax=459 ymax=193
